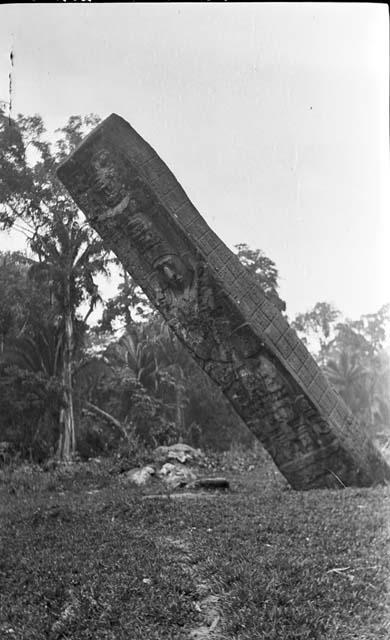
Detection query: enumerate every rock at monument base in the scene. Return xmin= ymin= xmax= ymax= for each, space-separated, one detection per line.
xmin=125 ymin=465 xmax=155 ymax=486
xmin=158 ymin=463 xmax=197 ymax=490
xmin=153 ymin=443 xmax=204 ymax=465
xmin=187 ymin=477 xmax=230 ymax=491
xmin=158 ymin=462 xmax=176 ymax=476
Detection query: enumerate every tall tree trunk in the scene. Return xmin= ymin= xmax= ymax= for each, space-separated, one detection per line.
xmin=175 ymin=368 xmax=185 ymax=443
xmin=57 ymin=302 xmax=76 ymax=461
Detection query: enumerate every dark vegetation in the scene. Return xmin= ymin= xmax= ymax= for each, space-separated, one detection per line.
xmin=0 ymin=108 xmax=389 ymax=638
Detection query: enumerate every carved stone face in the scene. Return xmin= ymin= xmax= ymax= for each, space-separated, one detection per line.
xmin=128 ymin=197 xmax=138 ymax=214
xmin=230 ymin=325 xmax=262 ymax=359
xmin=153 ymin=254 xmax=193 ymax=293
xmin=91 ymin=149 xmax=124 ymax=207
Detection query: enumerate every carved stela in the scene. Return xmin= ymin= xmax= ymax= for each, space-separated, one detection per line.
xmin=57 ymin=114 xmax=390 ymax=489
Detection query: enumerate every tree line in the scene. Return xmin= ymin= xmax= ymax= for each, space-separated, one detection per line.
xmin=0 ymin=109 xmax=389 ymax=462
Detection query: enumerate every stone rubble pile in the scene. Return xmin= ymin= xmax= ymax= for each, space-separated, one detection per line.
xmin=124 ymin=443 xmax=230 ymax=492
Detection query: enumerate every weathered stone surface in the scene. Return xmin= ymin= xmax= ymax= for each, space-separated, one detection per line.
xmin=158 ymin=463 xmax=197 ymax=490
xmin=153 ymin=443 xmax=204 ymax=464
xmin=125 ymin=465 xmax=155 ymax=486
xmin=187 ymin=477 xmax=230 ymax=491
xmin=57 ymin=113 xmax=390 ymax=490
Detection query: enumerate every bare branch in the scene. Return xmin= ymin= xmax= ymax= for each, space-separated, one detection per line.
xmin=84 ymin=401 xmax=128 ymax=439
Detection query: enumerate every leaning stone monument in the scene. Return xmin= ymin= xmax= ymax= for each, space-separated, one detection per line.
xmin=57 ymin=114 xmax=390 ymax=489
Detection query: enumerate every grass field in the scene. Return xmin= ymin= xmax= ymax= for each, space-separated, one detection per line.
xmin=0 ymin=457 xmax=389 ymax=640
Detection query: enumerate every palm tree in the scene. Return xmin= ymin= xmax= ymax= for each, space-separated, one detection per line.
xmin=2 ymin=323 xmax=63 ymax=377
xmin=104 ymin=318 xmax=189 ymax=442
xmin=109 ymin=326 xmax=160 ymax=390
xmin=365 ymin=351 xmax=390 ymax=437
xmin=1 ymin=111 xmax=109 ymax=460
xmin=0 ymin=323 xmax=65 ymax=457
xmin=28 ymin=210 xmax=108 ymax=460
xmin=324 ymin=350 xmax=369 ymax=416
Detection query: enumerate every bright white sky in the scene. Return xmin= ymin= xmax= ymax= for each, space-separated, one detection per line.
xmin=0 ymin=3 xmax=389 ymax=321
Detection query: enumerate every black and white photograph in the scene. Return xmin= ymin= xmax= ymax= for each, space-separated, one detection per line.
xmin=0 ymin=3 xmax=389 ymax=638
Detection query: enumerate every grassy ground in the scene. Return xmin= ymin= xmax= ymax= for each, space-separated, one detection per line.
xmin=0 ymin=456 xmax=389 ymax=640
